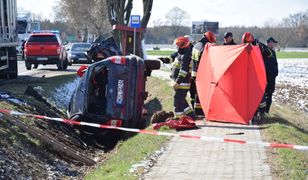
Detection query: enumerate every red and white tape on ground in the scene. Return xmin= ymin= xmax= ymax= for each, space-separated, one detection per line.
xmin=0 ymin=109 xmax=307 ymax=151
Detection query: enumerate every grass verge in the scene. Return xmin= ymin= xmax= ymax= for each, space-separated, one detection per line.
xmin=85 ymin=77 xmax=174 ymax=180
xmin=276 ymin=51 xmax=308 ymax=59
xmin=147 ymin=50 xmax=308 ymax=59
xmin=146 ymin=50 xmax=174 ymax=56
xmin=261 ymin=105 xmax=308 ymax=179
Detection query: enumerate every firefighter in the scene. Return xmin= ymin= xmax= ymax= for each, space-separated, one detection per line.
xmin=159 ymin=36 xmax=195 ymax=108
xmin=161 ymin=36 xmax=195 ymax=119
xmin=191 ymin=31 xmax=216 ymax=119
xmin=223 ymin=32 xmax=236 ymax=45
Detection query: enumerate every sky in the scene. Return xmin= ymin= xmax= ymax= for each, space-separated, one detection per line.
xmin=17 ymin=0 xmax=308 ymax=27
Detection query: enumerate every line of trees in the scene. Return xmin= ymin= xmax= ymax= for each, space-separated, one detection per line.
xmin=145 ymin=8 xmax=308 ymax=48
xmin=25 ymin=5 xmax=307 ymax=48
xmin=53 ymin=0 xmax=153 ymax=44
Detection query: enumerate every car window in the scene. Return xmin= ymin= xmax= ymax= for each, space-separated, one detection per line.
xmin=71 ymin=44 xmax=91 ymax=51
xmin=27 ymin=35 xmax=58 ymax=43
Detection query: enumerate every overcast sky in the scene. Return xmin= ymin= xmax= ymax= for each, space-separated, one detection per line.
xmin=17 ymin=0 xmax=308 ymax=27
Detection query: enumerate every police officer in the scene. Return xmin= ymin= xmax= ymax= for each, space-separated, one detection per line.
xmin=223 ymin=32 xmax=236 ymax=45
xmin=191 ymin=31 xmax=216 ymax=119
xmin=263 ymin=37 xmax=278 ymax=113
xmin=242 ymin=33 xmax=278 ymax=118
xmin=161 ymin=36 xmax=195 ymax=119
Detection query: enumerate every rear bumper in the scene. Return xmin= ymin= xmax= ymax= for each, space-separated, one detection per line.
xmin=25 ymin=55 xmax=60 ymax=64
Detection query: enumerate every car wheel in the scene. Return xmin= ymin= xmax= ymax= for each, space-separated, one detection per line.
xmin=63 ymin=58 xmax=69 ymax=70
xmin=8 ymin=47 xmax=18 ymax=79
xmin=63 ymin=61 xmax=68 ymax=70
xmin=33 ymin=64 xmax=38 ymax=69
xmin=57 ymin=60 xmax=64 ymax=70
xmin=25 ymin=62 xmax=31 ymax=70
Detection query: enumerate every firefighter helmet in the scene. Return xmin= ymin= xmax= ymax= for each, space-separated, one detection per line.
xmin=174 ymin=36 xmax=190 ymax=49
xmin=204 ymin=31 xmax=216 ymax=43
xmin=242 ymin=32 xmax=254 ymax=43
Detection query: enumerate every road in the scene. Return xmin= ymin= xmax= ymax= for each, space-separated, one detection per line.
xmin=17 ymin=61 xmax=81 ymax=77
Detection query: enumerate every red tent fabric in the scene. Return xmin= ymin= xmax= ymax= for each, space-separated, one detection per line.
xmin=196 ymin=43 xmax=267 ymax=124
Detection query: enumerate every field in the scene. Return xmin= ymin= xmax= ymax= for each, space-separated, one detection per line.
xmin=146 ymin=50 xmax=308 ymax=59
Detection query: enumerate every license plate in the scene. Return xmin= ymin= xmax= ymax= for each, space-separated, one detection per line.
xmin=37 ymin=57 xmax=48 ymax=60
xmin=116 ymin=80 xmax=124 ymax=105
xmin=78 ymin=58 xmax=87 ymax=61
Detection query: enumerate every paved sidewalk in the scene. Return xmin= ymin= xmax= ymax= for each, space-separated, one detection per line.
xmin=145 ymin=121 xmax=272 ymax=180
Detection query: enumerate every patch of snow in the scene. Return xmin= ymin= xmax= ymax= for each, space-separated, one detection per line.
xmin=129 ymin=147 xmax=165 ymax=177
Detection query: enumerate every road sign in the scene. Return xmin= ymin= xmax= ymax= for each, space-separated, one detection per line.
xmin=130 ymin=15 xmax=141 ymax=28
xmin=130 ymin=15 xmax=141 ymax=54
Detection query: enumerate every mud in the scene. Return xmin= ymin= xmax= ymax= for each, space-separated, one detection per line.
xmin=151 ymin=111 xmax=174 ymax=124
xmin=274 ymin=58 xmax=308 ymax=113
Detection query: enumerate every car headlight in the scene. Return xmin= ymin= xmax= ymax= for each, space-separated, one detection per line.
xmin=69 ymin=54 xmax=77 ymax=58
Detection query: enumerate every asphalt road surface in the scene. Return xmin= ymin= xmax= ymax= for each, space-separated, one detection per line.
xmin=17 ymin=61 xmax=82 ymax=77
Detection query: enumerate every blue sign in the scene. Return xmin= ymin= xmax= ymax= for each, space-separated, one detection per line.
xmin=130 ymin=15 xmax=141 ymax=28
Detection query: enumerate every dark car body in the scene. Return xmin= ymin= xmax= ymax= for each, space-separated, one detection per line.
xmin=24 ymin=32 xmax=68 ymax=70
xmin=67 ymin=34 xmax=160 ymax=135
xmin=68 ymin=56 xmax=149 ymax=134
xmin=67 ymin=43 xmax=91 ymax=64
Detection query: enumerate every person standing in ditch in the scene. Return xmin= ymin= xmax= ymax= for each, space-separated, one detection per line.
xmin=191 ymin=31 xmax=216 ymax=119
xmin=161 ymin=36 xmax=195 ymax=119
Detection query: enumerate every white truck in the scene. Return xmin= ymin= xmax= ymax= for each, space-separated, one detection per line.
xmin=0 ymin=0 xmax=18 ymax=79
xmin=16 ymin=13 xmax=40 ymax=56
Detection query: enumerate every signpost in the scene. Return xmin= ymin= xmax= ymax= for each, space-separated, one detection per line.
xmin=130 ymin=15 xmax=141 ymax=55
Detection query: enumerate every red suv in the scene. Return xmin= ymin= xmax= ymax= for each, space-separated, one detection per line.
xmin=24 ymin=32 xmax=68 ymax=70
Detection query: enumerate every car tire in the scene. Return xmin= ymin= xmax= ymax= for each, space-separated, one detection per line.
xmin=57 ymin=60 xmax=64 ymax=70
xmin=8 ymin=47 xmax=18 ymax=79
xmin=33 ymin=64 xmax=38 ymax=69
xmin=63 ymin=58 xmax=69 ymax=70
xmin=25 ymin=61 xmax=31 ymax=70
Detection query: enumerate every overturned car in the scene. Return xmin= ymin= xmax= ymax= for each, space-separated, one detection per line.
xmin=67 ymin=35 xmax=160 ymax=135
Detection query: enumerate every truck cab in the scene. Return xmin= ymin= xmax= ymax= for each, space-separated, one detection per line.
xmin=0 ymin=0 xmax=18 ymax=79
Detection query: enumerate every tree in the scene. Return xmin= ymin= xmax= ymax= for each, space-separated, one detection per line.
xmin=106 ymin=0 xmax=153 ymax=28
xmin=165 ymin=7 xmax=190 ymax=38
xmin=282 ymin=10 xmax=308 ymax=47
xmin=56 ymin=0 xmax=154 ymax=54
xmin=55 ymin=0 xmax=111 ymax=41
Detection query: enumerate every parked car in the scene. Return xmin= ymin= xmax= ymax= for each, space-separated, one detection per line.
xmin=67 ymin=43 xmax=91 ymax=65
xmin=24 ymin=32 xmax=68 ymax=70
xmin=67 ymin=35 xmax=161 ymax=135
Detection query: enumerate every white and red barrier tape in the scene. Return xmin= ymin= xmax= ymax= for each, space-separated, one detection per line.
xmin=0 ymin=109 xmax=307 ymax=151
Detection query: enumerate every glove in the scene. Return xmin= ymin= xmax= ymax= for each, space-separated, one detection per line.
xmin=173 ymin=83 xmax=180 ymax=90
xmin=158 ymin=57 xmax=169 ymax=63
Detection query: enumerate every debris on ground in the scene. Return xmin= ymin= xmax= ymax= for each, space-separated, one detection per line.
xmin=151 ymin=111 xmax=174 ymax=124
xmin=129 ymin=147 xmax=166 ymax=177
xmin=151 ymin=111 xmax=197 ymax=131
